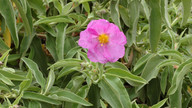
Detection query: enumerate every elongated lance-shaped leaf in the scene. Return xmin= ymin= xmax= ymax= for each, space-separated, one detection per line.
xmin=49 ymin=59 xmax=82 ymax=70
xmin=134 ymin=54 xmax=154 ymax=71
xmin=12 ymin=0 xmax=32 ymax=37
xmin=136 ymin=55 xmax=165 ymax=91
xmin=44 ymin=69 xmax=55 ymax=95
xmin=128 ymin=0 xmax=140 ymax=44
xmin=19 ymin=70 xmax=32 ymax=93
xmin=169 ymin=80 xmax=182 ymax=108
xmin=168 ymin=59 xmax=192 ymax=95
xmin=105 ymin=68 xmax=147 ymax=84
xmin=0 ymin=38 xmax=10 ymax=54
xmin=0 ymin=73 xmax=14 ymax=86
xmin=27 ymin=0 xmax=46 ymax=15
xmin=22 ymin=57 xmax=46 ymax=89
xmin=0 ymin=0 xmax=19 ymax=48
xmin=0 ymin=49 xmax=11 ymax=62
xmin=105 ymin=76 xmax=132 ymax=108
xmin=56 ymin=23 xmax=68 ymax=60
xmin=110 ymin=0 xmax=121 ymax=30
xmin=50 ymin=90 xmax=92 ymax=106
xmin=158 ymin=50 xmax=183 ymax=62
xmin=161 ymin=0 xmax=171 ymax=29
xmin=151 ymin=98 xmax=168 ymax=108
xmin=34 ymin=15 xmax=75 ymax=25
xmin=149 ymin=0 xmax=162 ymax=52
xmin=23 ymin=92 xmax=61 ymax=105
xmin=0 ymin=69 xmax=27 ymax=81
xmin=181 ymin=0 xmax=192 ymax=26
xmin=28 ymin=101 xmax=41 ymax=108
xmin=98 ymin=77 xmax=123 ymax=108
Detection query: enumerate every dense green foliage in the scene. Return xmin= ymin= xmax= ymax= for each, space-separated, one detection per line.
xmin=0 ymin=0 xmax=192 ymax=108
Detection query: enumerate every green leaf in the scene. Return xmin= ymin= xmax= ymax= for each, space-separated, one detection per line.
xmin=0 ymin=82 xmax=10 ymax=92
xmin=110 ymin=0 xmax=121 ymax=29
xmin=28 ymin=101 xmax=41 ymax=108
xmin=106 ymin=61 xmax=128 ymax=71
xmin=0 ymin=49 xmax=11 ymax=62
xmin=100 ymin=100 xmax=107 ymax=108
xmin=0 ymin=73 xmax=14 ymax=86
xmin=8 ymin=54 xmax=20 ymax=62
xmin=119 ymin=5 xmax=129 ymax=27
xmin=79 ymin=0 xmax=95 ymax=4
xmin=147 ymin=78 xmax=161 ymax=105
xmin=180 ymin=34 xmax=192 ymax=45
xmin=98 ymin=76 xmax=125 ymax=108
xmin=19 ymin=70 xmax=32 ymax=93
xmin=49 ymin=59 xmax=82 ymax=70
xmin=168 ymin=59 xmax=192 ymax=95
xmin=105 ymin=76 xmax=132 ymax=108
xmin=149 ymin=0 xmax=162 ymax=52
xmin=72 ymin=85 xmax=90 ymax=107
xmin=151 ymin=98 xmax=168 ymax=108
xmin=79 ymin=51 xmax=90 ymax=62
xmin=169 ymin=80 xmax=182 ymax=108
xmin=0 ymin=0 xmax=19 ymax=48
xmin=12 ymin=93 xmax=23 ymax=106
xmin=12 ymin=0 xmax=32 ymax=37
xmin=65 ymin=46 xmax=81 ymax=58
xmin=181 ymin=0 xmax=192 ymax=26
xmin=44 ymin=69 xmax=55 ymax=95
xmin=62 ymin=2 xmax=74 ymax=15
xmin=46 ymin=34 xmax=58 ymax=61
xmin=158 ymin=50 xmax=183 ymax=62
xmin=27 ymin=0 xmax=46 ymax=15
xmin=53 ymin=1 xmax=62 ymax=14
xmin=141 ymin=0 xmax=150 ymax=20
xmin=128 ymin=0 xmax=140 ymax=44
xmin=0 ymin=69 xmax=27 ymax=81
xmin=160 ymin=67 xmax=169 ymax=95
xmin=40 ymin=24 xmax=56 ymax=36
xmin=105 ymin=68 xmax=147 ymax=84
xmin=30 ymin=37 xmax=48 ymax=74
xmin=22 ymin=57 xmax=46 ymax=88
xmin=57 ymin=67 xmax=79 ymax=80
xmin=133 ymin=54 xmax=153 ymax=71
xmin=34 ymin=15 xmax=75 ymax=25
xmin=161 ymin=0 xmax=171 ymax=29
xmin=0 ymin=38 xmax=10 ymax=54
xmin=157 ymin=59 xmax=180 ymax=68
xmin=83 ymin=2 xmax=90 ymax=13
xmin=56 ymin=23 xmax=68 ymax=60
xmin=51 ymin=90 xmax=92 ymax=106
xmin=23 ymin=92 xmax=61 ymax=105
xmin=136 ymin=55 xmax=164 ymax=91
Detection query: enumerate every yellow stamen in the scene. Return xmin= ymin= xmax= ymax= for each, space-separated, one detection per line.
xmin=98 ymin=34 xmax=109 ymax=46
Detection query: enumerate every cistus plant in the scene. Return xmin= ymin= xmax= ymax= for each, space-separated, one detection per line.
xmin=0 ymin=0 xmax=192 ymax=108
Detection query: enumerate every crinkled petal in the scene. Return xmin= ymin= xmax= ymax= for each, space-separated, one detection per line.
xmin=78 ymin=30 xmax=99 ymax=49
xmin=104 ymin=43 xmax=125 ymax=62
xmin=87 ymin=19 xmax=110 ymax=34
xmin=87 ymin=44 xmax=108 ymax=64
xmin=87 ymin=43 xmax=125 ymax=63
xmin=107 ymin=23 xmax=127 ymax=45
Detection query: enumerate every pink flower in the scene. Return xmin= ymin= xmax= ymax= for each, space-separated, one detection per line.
xmin=78 ymin=19 xmax=127 ymax=64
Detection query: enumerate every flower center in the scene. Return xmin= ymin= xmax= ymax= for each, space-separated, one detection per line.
xmin=98 ymin=34 xmax=109 ymax=46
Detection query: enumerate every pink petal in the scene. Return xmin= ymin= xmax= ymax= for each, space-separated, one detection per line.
xmin=104 ymin=43 xmax=125 ymax=62
xmin=78 ymin=30 xmax=98 ymax=49
xmin=87 ymin=44 xmax=108 ymax=64
xmin=107 ymin=23 xmax=127 ymax=45
xmin=87 ymin=19 xmax=110 ymax=34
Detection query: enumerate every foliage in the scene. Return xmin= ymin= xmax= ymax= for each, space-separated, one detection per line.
xmin=0 ymin=0 xmax=192 ymax=108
